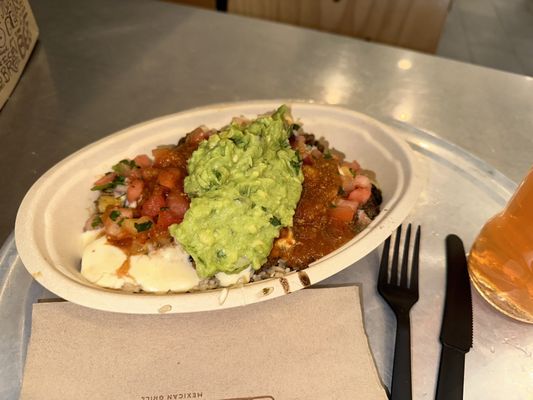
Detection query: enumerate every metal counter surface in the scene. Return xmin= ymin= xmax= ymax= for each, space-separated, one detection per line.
xmin=0 ymin=0 xmax=532 ymax=245
xmin=1 ymin=1 xmax=533 ymax=398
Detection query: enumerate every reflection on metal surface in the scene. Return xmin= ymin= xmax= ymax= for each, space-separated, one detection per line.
xmin=392 ymin=98 xmax=413 ymax=122
xmin=393 ymin=107 xmax=412 ymax=122
xmin=397 ymin=59 xmax=412 ymax=70
xmin=396 ymin=112 xmax=411 ymax=122
xmin=323 ymin=72 xmax=350 ymax=105
xmin=416 ymin=141 xmax=430 ymax=150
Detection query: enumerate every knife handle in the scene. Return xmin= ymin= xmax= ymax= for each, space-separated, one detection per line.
xmin=435 ymin=344 xmax=465 ymax=400
xmin=390 ymin=313 xmax=412 ymax=400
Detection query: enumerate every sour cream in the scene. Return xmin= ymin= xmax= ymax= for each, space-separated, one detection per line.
xmin=80 ymin=233 xmax=200 ymax=293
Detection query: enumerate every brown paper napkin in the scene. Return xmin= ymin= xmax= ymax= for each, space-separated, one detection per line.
xmin=20 ymin=286 xmax=387 ymax=400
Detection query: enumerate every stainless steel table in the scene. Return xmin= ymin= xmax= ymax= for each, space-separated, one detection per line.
xmin=1 ymin=1 xmax=532 ymax=399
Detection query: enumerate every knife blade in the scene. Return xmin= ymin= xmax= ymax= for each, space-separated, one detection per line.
xmin=435 ymin=234 xmax=473 ymax=400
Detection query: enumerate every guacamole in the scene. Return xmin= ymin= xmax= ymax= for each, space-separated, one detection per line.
xmin=169 ymin=105 xmax=303 ymax=278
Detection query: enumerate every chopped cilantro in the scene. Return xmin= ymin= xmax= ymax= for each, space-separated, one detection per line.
xmin=91 ymin=215 xmax=102 ymax=228
xmin=349 ymin=168 xmax=356 ymax=177
xmin=90 ymin=175 xmax=126 ymax=191
xmin=291 ymin=123 xmax=301 ymax=131
xmin=109 ymin=210 xmax=121 ymax=221
xmin=239 ymin=186 xmax=250 ymax=196
xmin=290 ymin=159 xmax=301 ymax=175
xmin=338 ymin=186 xmax=346 ymax=196
xmin=230 ymin=136 xmax=244 ymax=146
xmin=270 ymin=216 xmax=281 ymax=226
xmin=112 ymin=159 xmax=137 ymax=174
xmin=323 ymin=151 xmax=333 ymax=160
xmin=134 ymin=221 xmax=153 ymax=232
xmin=91 ymin=183 xmax=112 ymax=191
xmin=213 ymin=170 xmax=222 ymax=180
xmin=216 ymin=249 xmax=226 ymax=259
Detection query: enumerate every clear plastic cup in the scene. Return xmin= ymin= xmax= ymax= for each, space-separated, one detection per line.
xmin=468 ymin=167 xmax=533 ymax=323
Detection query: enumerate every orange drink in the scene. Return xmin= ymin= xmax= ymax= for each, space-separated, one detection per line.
xmin=468 ymin=167 xmax=533 ymax=323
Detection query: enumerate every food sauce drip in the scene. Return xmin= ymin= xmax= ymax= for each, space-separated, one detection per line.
xmin=268 ymin=151 xmax=381 ymax=270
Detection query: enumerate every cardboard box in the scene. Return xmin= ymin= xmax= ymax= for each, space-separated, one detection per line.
xmin=0 ymin=0 xmax=39 ymax=110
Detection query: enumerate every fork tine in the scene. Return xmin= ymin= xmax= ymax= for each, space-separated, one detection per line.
xmin=390 ymin=225 xmax=402 ymax=285
xmin=400 ymin=224 xmax=412 ymax=287
xmin=410 ymin=225 xmax=421 ymax=293
xmin=379 ymin=235 xmax=391 ymax=286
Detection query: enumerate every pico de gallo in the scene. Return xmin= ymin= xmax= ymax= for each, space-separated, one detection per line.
xmin=86 ymin=126 xmax=214 ymax=254
xmin=86 ymin=110 xmax=382 ymax=276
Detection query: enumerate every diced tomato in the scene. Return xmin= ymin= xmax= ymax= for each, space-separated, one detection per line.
xmin=152 ymin=184 xmax=168 ymax=198
xmin=335 ymin=199 xmax=360 ymax=211
xmin=303 ymin=155 xmax=314 ymax=165
xmin=134 ymin=154 xmax=152 ymax=168
xmin=104 ymin=218 xmax=122 ymax=238
xmin=152 ymin=147 xmax=172 ymax=160
xmin=118 ymin=208 xmax=134 ymax=219
xmin=341 ymin=175 xmax=356 ymax=193
xmin=93 ymin=173 xmax=116 ymax=186
xmin=327 ymin=206 xmax=355 ymax=222
xmin=127 ymin=179 xmax=144 ymax=203
xmin=152 ymin=147 xmax=176 ymax=168
xmin=141 ymin=166 xmax=159 ymax=181
xmin=186 ymin=127 xmax=210 ymax=145
xmin=348 ymin=187 xmax=371 ymax=204
xmin=141 ymin=193 xmax=166 ymax=217
xmin=166 ymin=191 xmax=189 ymax=219
xmin=293 ymin=135 xmax=306 ymax=155
xmin=157 ymin=168 xmax=182 ymax=190
xmin=354 ymin=174 xmax=371 ymax=189
xmin=128 ymin=168 xmax=141 ymax=179
xmin=311 ymin=148 xmax=322 ymax=159
xmin=347 ymin=174 xmax=372 ymax=204
xmin=157 ymin=209 xmax=182 ymax=228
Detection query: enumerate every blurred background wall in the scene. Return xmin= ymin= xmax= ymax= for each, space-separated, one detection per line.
xmin=170 ymin=0 xmax=533 ymax=77
xmin=172 ymin=0 xmax=451 ymax=54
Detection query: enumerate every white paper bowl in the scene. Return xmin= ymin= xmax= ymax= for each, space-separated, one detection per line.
xmin=15 ymin=101 xmax=424 ymax=314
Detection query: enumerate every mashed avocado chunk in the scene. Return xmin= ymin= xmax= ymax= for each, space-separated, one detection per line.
xmin=169 ymin=105 xmax=303 ymax=278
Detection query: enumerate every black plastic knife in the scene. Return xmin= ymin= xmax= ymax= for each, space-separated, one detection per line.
xmin=435 ymin=235 xmax=473 ymax=400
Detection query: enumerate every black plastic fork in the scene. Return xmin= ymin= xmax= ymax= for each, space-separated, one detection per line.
xmin=378 ymin=224 xmax=421 ymax=400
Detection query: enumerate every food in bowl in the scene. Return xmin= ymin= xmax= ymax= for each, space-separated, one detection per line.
xmin=81 ymin=105 xmax=382 ymax=293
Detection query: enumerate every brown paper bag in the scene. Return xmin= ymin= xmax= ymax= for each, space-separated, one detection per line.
xmin=0 ymin=0 xmax=39 ymax=110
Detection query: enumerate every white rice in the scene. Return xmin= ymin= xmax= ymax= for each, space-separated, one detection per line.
xmin=190 ymin=260 xmax=294 ymax=292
